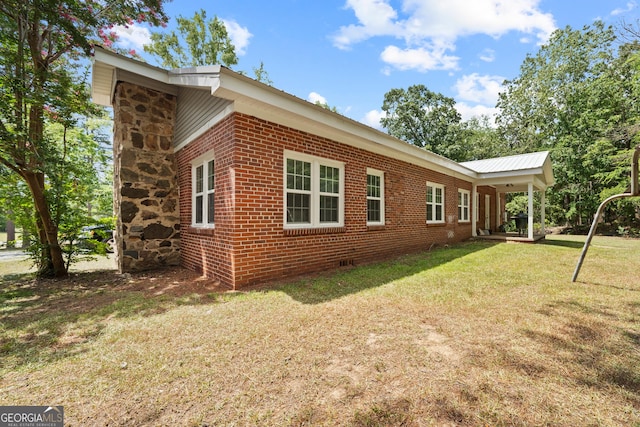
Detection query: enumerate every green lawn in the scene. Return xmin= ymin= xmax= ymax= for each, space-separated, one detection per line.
xmin=1 ymin=235 xmax=639 ymax=426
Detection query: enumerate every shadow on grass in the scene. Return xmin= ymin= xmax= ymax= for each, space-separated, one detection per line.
xmin=524 ymin=299 xmax=640 ymax=399
xmin=540 ymin=238 xmax=585 ymax=249
xmin=0 ymin=267 xmax=223 ymax=372
xmin=275 ymin=240 xmax=498 ymax=305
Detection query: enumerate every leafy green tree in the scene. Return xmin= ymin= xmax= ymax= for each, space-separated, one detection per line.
xmin=0 ymin=0 xmax=168 ymax=277
xmin=252 ymin=61 xmax=273 ymax=85
xmin=380 ymin=85 xmax=463 ymax=160
xmin=496 ymin=22 xmax=640 ymax=226
xmin=457 ymin=115 xmax=509 ymax=161
xmin=144 ymin=9 xmax=238 ymax=69
xmin=145 ymin=9 xmax=275 ymax=85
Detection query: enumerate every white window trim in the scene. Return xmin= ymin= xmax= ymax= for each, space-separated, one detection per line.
xmin=284 ymin=150 xmax=345 ymax=229
xmin=426 ymin=182 xmax=445 ymax=224
xmin=458 ymin=189 xmax=470 ymax=223
xmin=191 ymin=152 xmax=215 ymax=228
xmin=366 ymin=168 xmax=385 ymax=226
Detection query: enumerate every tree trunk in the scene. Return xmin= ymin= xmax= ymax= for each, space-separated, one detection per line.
xmin=23 ymin=170 xmax=67 ymax=277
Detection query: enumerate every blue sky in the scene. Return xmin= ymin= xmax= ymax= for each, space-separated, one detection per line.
xmin=112 ymin=0 xmax=639 ymax=129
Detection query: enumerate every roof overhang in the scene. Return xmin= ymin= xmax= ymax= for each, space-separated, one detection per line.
xmin=91 ymin=47 xmax=555 ymax=190
xmin=92 ymin=47 xmax=476 ymax=180
xmin=463 ymin=151 xmax=555 ymax=192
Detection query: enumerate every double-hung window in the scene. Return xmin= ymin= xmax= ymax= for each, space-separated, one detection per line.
xmin=458 ymin=189 xmax=470 ymax=222
xmin=426 ymin=182 xmax=445 ymax=224
xmin=192 ymin=154 xmax=215 ymax=227
xmin=366 ymin=169 xmax=384 ymax=225
xmin=284 ymin=151 xmax=344 ymax=228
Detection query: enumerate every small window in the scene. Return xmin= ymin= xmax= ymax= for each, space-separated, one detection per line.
xmin=192 ymin=154 xmax=215 ymax=227
xmin=367 ymin=169 xmax=384 ymax=225
xmin=427 ymin=182 xmax=445 ymax=224
xmin=458 ymin=189 xmax=470 ymax=222
xmin=284 ymin=151 xmax=344 ymax=228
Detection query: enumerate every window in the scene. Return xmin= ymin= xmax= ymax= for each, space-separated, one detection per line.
xmin=192 ymin=155 xmax=215 ymax=227
xmin=284 ymin=151 xmax=344 ymax=228
xmin=458 ymin=189 xmax=470 ymax=222
xmin=367 ymin=169 xmax=384 ymax=225
xmin=426 ymin=182 xmax=445 ymax=224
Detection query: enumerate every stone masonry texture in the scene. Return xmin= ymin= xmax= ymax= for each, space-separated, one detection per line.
xmin=112 ymin=82 xmax=180 ymax=273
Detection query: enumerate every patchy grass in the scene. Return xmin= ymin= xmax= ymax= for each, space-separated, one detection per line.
xmin=1 ymin=235 xmax=639 ymax=426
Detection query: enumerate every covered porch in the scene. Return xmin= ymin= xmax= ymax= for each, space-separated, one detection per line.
xmin=462 ymin=151 xmax=555 ymax=242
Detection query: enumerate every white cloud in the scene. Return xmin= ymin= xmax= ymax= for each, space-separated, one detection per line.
xmin=332 ymin=0 xmax=557 ymax=71
xmin=112 ymin=24 xmax=152 ymax=50
xmin=308 ymin=92 xmax=328 ymax=104
xmin=479 ymin=48 xmax=495 ymax=62
xmin=361 ymin=109 xmax=386 ymax=129
xmin=454 ymin=73 xmax=504 ymax=105
xmin=380 ymin=41 xmax=459 ymax=71
xmin=222 ymin=19 xmax=252 ymax=56
xmin=455 ymin=102 xmax=499 ymax=123
xmin=333 ymin=0 xmax=401 ymax=49
xmin=611 ymin=1 xmax=636 ymax=15
xmin=453 ymin=73 xmax=504 ymax=122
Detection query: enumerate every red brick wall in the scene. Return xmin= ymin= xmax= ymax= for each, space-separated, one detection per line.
xmin=177 ymin=115 xmax=237 ymax=287
xmin=177 ymin=112 xmax=475 ymax=289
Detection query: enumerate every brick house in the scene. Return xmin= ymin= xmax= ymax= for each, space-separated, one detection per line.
xmin=91 ymin=47 xmax=554 ymax=290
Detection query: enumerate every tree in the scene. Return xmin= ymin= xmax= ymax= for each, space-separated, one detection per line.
xmin=252 ymin=61 xmax=273 ymax=85
xmin=496 ymin=22 xmax=640 ymax=226
xmin=0 ymin=0 xmax=168 ymax=277
xmin=144 ymin=9 xmax=238 ymax=69
xmin=380 ymin=85 xmax=463 ymax=160
xmin=457 ymin=115 xmax=509 ymax=162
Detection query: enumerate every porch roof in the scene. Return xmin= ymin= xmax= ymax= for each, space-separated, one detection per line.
xmin=461 ymin=151 xmax=554 ymax=193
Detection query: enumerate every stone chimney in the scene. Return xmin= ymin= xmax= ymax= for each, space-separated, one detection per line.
xmin=112 ymin=82 xmax=181 ymax=272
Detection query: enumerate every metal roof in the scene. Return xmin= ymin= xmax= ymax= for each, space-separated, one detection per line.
xmin=461 ymin=151 xmax=550 ymax=174
xmin=461 ymin=151 xmax=554 ymax=192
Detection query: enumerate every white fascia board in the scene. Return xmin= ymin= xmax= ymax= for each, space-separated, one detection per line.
xmin=93 ymin=47 xmax=170 ymax=85
xmin=476 ymin=167 xmax=544 ymax=181
xmin=479 ymin=174 xmax=548 ymax=191
xmin=168 ymin=66 xmax=222 ymax=89
xmin=211 ymin=69 xmax=477 ymax=181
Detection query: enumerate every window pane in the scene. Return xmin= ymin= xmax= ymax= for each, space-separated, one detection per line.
xmin=195 ymin=165 xmax=203 ymax=193
xmin=287 ymin=193 xmax=310 ymax=223
xmin=320 ymin=195 xmax=338 ymax=223
xmin=320 ymin=165 xmax=339 ymax=194
xmin=367 ymin=174 xmax=380 ymax=198
xmin=436 ymin=205 xmax=443 ymax=221
xmin=427 ymin=203 xmax=433 ymax=221
xmin=427 ymin=186 xmax=433 ymax=203
xmin=368 ymin=199 xmax=380 ymax=222
xmin=435 ymin=187 xmax=442 ymax=204
xmin=207 ymin=193 xmax=215 ymax=224
xmin=207 ymin=160 xmax=215 ymax=190
xmin=287 ymin=159 xmax=311 ymax=190
xmin=458 ymin=205 xmax=462 ymax=219
xmin=195 ymin=195 xmax=203 ymax=223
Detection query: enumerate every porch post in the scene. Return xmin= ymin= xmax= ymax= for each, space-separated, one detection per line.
xmin=472 ymin=184 xmax=477 ymax=237
xmin=496 ymin=192 xmax=501 ymax=230
xmin=527 ymin=182 xmax=534 ymax=240
xmin=540 ymin=189 xmax=546 ymax=235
